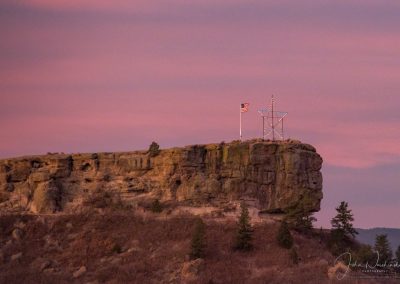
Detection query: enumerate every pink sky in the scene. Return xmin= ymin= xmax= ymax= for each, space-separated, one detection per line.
xmin=0 ymin=0 xmax=399 ymax=228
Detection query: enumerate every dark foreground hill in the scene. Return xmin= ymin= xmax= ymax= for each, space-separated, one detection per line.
xmin=0 ymin=208 xmax=334 ymax=283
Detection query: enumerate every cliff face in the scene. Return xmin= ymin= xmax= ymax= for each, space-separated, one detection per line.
xmin=0 ymin=140 xmax=323 ymax=214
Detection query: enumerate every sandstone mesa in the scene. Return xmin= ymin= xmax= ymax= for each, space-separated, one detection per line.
xmin=0 ymin=139 xmax=323 ymax=215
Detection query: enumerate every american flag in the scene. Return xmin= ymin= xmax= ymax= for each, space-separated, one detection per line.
xmin=240 ymin=103 xmax=249 ymax=113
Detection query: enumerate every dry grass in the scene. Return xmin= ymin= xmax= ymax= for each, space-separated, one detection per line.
xmin=0 ymin=210 xmax=335 ymax=283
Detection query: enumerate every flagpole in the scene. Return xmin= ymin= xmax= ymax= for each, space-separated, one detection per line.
xmin=271 ymin=95 xmax=275 ymax=141
xmin=240 ymin=105 xmax=242 ymax=141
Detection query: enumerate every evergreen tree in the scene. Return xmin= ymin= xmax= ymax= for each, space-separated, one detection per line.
xmin=286 ymin=208 xmax=316 ymax=234
xmin=396 ymin=245 xmax=400 ymax=263
xmin=285 ymin=194 xmax=316 ymax=234
xmin=290 ymin=247 xmax=299 ymax=265
xmin=319 ymin=226 xmax=324 ymax=243
xmin=331 ymin=201 xmax=358 ymax=239
xmin=151 ymin=199 xmax=163 ymax=213
xmin=277 ymin=221 xmax=293 ymax=249
xmin=190 ymin=218 xmax=206 ymax=259
xmin=374 ymin=234 xmax=392 ymax=264
xmin=354 ymin=244 xmax=375 ymax=264
xmin=234 ymin=202 xmax=253 ymax=251
xmin=148 ymin=141 xmax=160 ymax=157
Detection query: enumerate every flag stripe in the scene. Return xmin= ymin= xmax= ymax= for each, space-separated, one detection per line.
xmin=240 ymin=103 xmax=249 ymax=113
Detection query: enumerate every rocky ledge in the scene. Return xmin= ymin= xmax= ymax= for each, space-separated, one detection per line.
xmin=0 ymin=139 xmax=323 ymax=214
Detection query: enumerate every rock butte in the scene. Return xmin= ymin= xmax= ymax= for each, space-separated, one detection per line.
xmin=0 ymin=139 xmax=323 ymax=214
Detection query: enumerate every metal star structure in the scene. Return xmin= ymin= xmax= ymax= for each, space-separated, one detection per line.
xmin=258 ymin=95 xmax=288 ymax=141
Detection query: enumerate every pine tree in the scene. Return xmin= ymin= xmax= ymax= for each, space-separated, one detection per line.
xmin=151 ymin=199 xmax=162 ymax=213
xmin=396 ymin=245 xmax=400 ymax=263
xmin=290 ymin=247 xmax=299 ymax=265
xmin=234 ymin=202 xmax=253 ymax=251
xmin=285 ymin=194 xmax=316 ymax=234
xmin=286 ymin=208 xmax=316 ymax=234
xmin=355 ymin=244 xmax=375 ymax=264
xmin=277 ymin=221 xmax=293 ymax=249
xmin=319 ymin=226 xmax=324 ymax=243
xmin=374 ymin=234 xmax=392 ymax=264
xmin=331 ymin=201 xmax=358 ymax=239
xmin=190 ymin=218 xmax=206 ymax=259
xmin=148 ymin=141 xmax=160 ymax=157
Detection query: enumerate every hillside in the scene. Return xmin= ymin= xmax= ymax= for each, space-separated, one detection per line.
xmin=0 ymin=209 xmax=334 ymax=283
xmin=4 ymin=140 xmax=394 ymax=283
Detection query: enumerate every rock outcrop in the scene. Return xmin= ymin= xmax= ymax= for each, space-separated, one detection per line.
xmin=0 ymin=139 xmax=323 ymax=214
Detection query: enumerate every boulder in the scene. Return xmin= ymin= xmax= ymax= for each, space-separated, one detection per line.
xmin=181 ymin=258 xmax=204 ymax=281
xmin=11 ymin=252 xmax=23 ymax=261
xmin=73 ymin=266 xmax=87 ymax=278
xmin=12 ymin=228 xmax=23 ymax=240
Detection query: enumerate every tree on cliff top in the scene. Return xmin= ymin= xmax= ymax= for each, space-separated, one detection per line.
xmin=148 ymin=141 xmax=160 ymax=157
xmin=234 ymin=202 xmax=253 ymax=251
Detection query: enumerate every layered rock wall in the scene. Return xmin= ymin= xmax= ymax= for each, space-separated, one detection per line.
xmin=0 ymin=140 xmax=323 ymax=214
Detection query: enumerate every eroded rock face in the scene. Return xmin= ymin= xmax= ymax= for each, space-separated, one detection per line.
xmin=0 ymin=140 xmax=323 ymax=213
